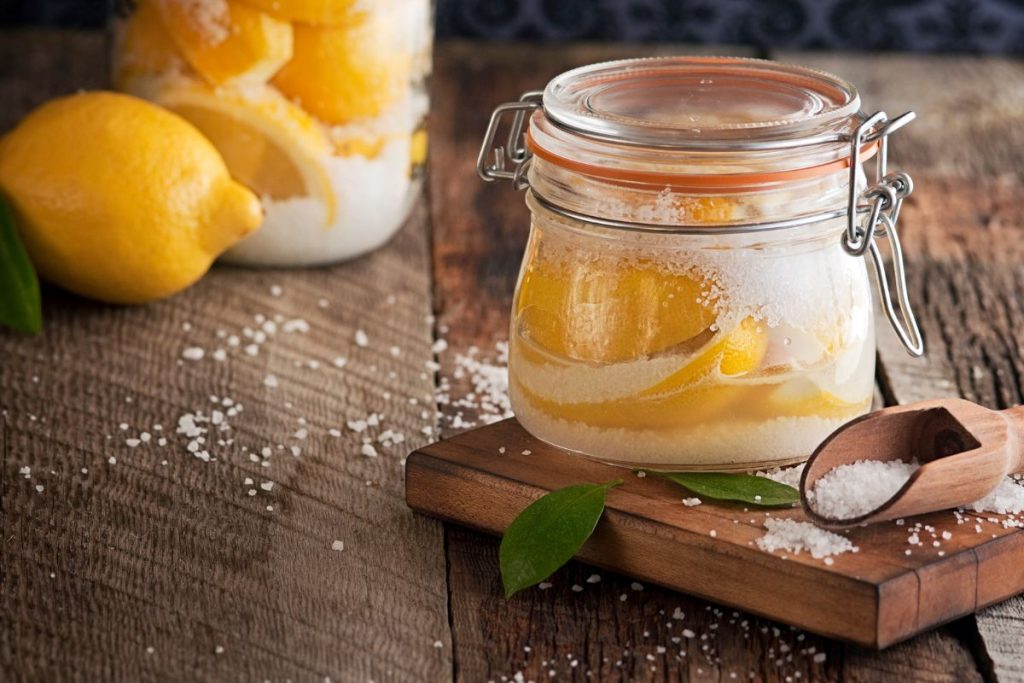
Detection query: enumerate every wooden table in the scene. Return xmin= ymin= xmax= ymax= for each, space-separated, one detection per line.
xmin=2 ymin=30 xmax=1023 ymax=683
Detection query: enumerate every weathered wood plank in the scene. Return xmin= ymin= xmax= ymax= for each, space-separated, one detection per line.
xmin=783 ymin=51 xmax=1024 ymax=683
xmin=0 ymin=30 xmax=451 ymax=682
xmin=771 ymin=53 xmax=1024 ymax=180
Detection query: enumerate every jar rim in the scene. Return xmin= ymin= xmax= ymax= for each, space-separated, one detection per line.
xmin=543 ymin=56 xmax=862 ymax=149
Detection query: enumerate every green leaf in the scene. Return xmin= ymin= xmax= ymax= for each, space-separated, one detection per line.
xmin=0 ymin=195 xmax=41 ymax=334
xmin=500 ymin=479 xmax=622 ymax=597
xmin=651 ymin=471 xmax=798 ymax=507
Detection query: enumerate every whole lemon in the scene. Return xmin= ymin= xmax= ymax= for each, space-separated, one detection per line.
xmin=0 ymin=91 xmax=263 ymax=304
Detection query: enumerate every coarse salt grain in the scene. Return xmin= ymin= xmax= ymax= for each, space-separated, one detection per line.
xmin=182 ymin=347 xmax=205 ymax=361
xmin=331 ymin=540 xmax=344 ymax=551
xmin=757 ymin=464 xmax=804 ymax=489
xmin=682 ymin=497 xmax=702 ymax=507
xmin=807 ymin=459 xmax=918 ymax=520
xmin=756 ymin=518 xmax=858 ymax=560
xmin=355 ymin=330 xmax=369 ymax=347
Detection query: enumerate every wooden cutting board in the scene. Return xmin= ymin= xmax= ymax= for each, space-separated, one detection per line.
xmin=405 ymin=417 xmax=1024 ymax=649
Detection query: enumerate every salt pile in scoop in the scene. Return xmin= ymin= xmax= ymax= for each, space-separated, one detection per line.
xmin=806 ymin=459 xmax=920 ymax=520
xmin=806 ymin=459 xmax=1024 ymax=521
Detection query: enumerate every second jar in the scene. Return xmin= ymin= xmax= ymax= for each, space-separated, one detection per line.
xmin=112 ymin=0 xmax=432 ymax=266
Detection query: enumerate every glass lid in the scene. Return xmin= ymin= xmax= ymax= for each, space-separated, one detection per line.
xmin=543 ymin=56 xmax=861 ymax=148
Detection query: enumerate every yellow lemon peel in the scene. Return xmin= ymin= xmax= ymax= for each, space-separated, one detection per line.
xmin=272 ymin=15 xmax=411 ymax=125
xmin=0 ymin=92 xmax=262 ymax=304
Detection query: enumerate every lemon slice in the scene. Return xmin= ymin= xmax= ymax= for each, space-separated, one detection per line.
xmin=235 ymin=0 xmax=360 ymax=25
xmin=155 ymin=0 xmax=292 ymax=86
xmin=271 ymin=14 xmax=411 ymax=125
xmin=638 ymin=317 xmax=768 ymax=397
xmin=763 ymin=378 xmax=869 ymax=419
xmin=113 ymin=1 xmax=189 ymax=91
xmin=154 ymin=81 xmax=336 ymax=225
xmin=514 ymin=319 xmax=769 ymax=431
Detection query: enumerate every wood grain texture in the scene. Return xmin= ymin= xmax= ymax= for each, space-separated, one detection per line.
xmin=786 ymin=52 xmax=1024 ymax=683
xmin=0 ymin=30 xmax=451 ymax=683
xmin=426 ymin=42 xmax=992 ymax=682
xmin=774 ymin=53 xmax=1024 ymax=181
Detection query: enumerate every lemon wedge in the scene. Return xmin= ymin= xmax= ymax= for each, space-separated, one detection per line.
xmin=515 ymin=252 xmax=718 ymax=364
xmin=155 ymin=0 xmax=292 ymax=86
xmin=112 ymin=0 xmax=188 ymax=91
xmin=272 ymin=14 xmax=411 ymax=125
xmin=153 ymin=81 xmax=336 ymax=225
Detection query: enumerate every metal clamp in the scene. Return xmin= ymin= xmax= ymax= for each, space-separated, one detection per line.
xmin=841 ymin=111 xmax=924 ymax=357
xmin=477 ymin=91 xmax=542 ymax=189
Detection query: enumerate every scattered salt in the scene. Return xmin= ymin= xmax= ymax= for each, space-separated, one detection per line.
xmin=756 ymin=518 xmax=858 ymax=560
xmin=282 ymin=319 xmax=309 ymax=334
xmin=757 ymin=464 xmax=804 ymax=489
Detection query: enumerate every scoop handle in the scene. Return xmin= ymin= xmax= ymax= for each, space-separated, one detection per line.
xmin=1001 ymin=405 xmax=1024 ymax=473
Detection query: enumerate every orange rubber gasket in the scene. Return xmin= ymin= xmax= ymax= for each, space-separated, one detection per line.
xmin=526 ymin=128 xmax=880 ymax=191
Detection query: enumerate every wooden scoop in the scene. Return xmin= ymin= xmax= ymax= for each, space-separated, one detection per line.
xmin=800 ymin=398 xmax=1024 ymax=529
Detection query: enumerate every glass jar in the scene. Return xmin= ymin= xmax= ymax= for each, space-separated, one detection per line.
xmin=479 ymin=57 xmax=922 ymax=471
xmin=111 ymin=0 xmax=432 ymax=267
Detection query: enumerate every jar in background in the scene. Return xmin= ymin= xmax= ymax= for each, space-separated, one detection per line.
xmin=480 ymin=57 xmax=922 ymax=470
xmin=112 ymin=0 xmax=432 ymax=267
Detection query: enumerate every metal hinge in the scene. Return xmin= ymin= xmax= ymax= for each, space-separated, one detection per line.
xmin=476 ymin=91 xmax=542 ymax=190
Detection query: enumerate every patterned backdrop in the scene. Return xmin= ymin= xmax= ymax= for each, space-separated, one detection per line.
xmin=1 ymin=0 xmax=1022 ymax=53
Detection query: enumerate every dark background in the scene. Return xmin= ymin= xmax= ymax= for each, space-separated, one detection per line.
xmin=0 ymin=0 xmax=1022 ymax=54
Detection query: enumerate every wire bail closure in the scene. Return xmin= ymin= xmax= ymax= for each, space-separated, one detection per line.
xmin=477 ymin=93 xmax=925 ymax=358
xmin=476 ymin=91 xmax=542 ymax=190
xmin=842 ymin=111 xmax=924 ymax=357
